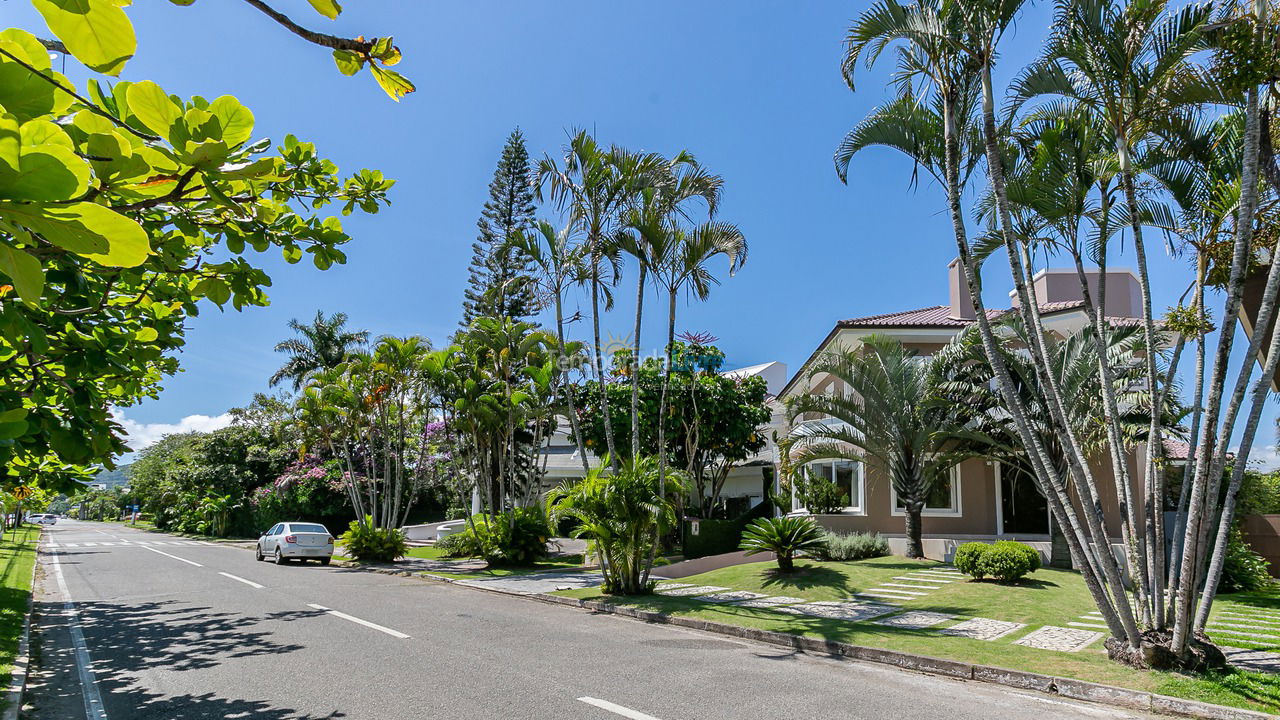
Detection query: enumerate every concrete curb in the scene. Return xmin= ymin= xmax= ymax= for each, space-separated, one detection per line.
xmin=4 ymin=533 xmax=41 ymax=720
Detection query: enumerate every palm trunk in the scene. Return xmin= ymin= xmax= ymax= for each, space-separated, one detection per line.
xmin=630 ymin=263 xmax=646 ymax=457
xmin=657 ymin=288 xmax=678 ymax=500
xmin=1171 ymin=71 xmax=1265 ymax=654
xmin=904 ymin=503 xmax=924 ymax=559
xmin=589 ymin=240 xmax=620 ymax=470
xmin=967 ymin=69 xmax=1141 ymax=644
xmin=1167 ymin=259 xmax=1208 ymax=613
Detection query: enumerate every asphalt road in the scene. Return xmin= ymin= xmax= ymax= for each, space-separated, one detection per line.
xmin=21 ymin=520 xmax=1155 ymax=720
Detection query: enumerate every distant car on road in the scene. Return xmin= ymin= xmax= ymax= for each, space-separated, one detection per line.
xmin=256 ymin=522 xmax=334 ymax=565
xmin=30 ymin=514 xmax=56 ymax=525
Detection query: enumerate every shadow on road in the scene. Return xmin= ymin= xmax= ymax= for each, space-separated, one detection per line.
xmin=24 ymin=594 xmax=347 ymax=720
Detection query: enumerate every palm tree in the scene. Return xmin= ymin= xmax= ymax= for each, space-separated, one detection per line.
xmin=615 ymin=153 xmax=724 ymax=454
xmin=539 ymin=132 xmax=666 ymax=469
xmin=269 ymin=310 xmax=369 ymax=391
xmin=507 ymin=219 xmax=593 ymax=474
xmin=840 ymin=0 xmax=1140 ymax=647
xmin=651 ymin=222 xmax=747 ymax=496
xmin=546 ymin=455 xmax=685 ymax=594
xmin=786 ymin=335 xmax=968 ymax=559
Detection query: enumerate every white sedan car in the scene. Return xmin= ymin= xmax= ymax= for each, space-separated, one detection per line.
xmin=256 ymin=522 xmax=334 ymax=565
xmin=30 ymin=514 xmax=57 ymax=525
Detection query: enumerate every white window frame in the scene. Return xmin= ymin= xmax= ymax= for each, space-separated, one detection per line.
xmin=794 ymin=459 xmax=865 ymax=515
xmin=890 ymin=465 xmax=963 ymax=517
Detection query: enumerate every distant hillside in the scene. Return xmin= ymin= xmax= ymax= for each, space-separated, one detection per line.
xmin=91 ymin=465 xmax=132 ymax=488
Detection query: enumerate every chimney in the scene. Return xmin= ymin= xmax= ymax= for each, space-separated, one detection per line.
xmin=948 ymin=258 xmax=976 ymax=320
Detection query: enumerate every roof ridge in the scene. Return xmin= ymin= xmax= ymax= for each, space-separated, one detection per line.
xmin=840 ymin=305 xmax=949 ymax=324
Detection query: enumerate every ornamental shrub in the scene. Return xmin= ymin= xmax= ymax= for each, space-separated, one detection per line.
xmin=815 ymin=531 xmax=890 ymax=561
xmin=441 ymin=508 xmax=551 ymax=566
xmin=954 ymin=540 xmax=1040 ymax=582
xmin=339 ymin=517 xmax=408 ymax=562
xmin=740 ymin=516 xmax=827 ymax=572
xmin=982 ymin=541 xmax=1035 ymax=582
xmin=953 ymin=542 xmax=989 ymax=579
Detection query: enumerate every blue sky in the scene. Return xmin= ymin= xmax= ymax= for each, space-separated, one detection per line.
xmin=10 ymin=2 xmax=1277 ymax=465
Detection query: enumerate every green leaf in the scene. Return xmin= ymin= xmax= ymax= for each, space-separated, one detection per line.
xmin=0 ymin=143 xmax=90 ymax=201
xmin=369 ymin=65 xmax=415 ymax=102
xmin=282 ymin=245 xmax=302 ymax=264
xmin=332 ymin=49 xmax=363 ymax=77
xmin=134 ymin=327 xmax=158 ymax=342
xmin=0 ymin=31 xmax=75 ymax=122
xmin=307 ymin=0 xmax=342 ymax=19
xmin=125 ymin=80 xmax=181 ymax=139
xmin=31 ymin=0 xmax=136 ymax=76
xmin=0 ymin=243 xmax=42 ymax=303
xmin=0 ymin=201 xmax=149 ymax=266
xmin=208 ymin=96 xmax=254 ymax=147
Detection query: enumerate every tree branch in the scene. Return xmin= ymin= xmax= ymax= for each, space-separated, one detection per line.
xmin=241 ymin=0 xmax=374 ymax=53
xmin=0 ymin=47 xmax=161 ymax=143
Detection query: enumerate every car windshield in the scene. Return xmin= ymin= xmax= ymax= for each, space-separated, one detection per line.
xmin=288 ymin=524 xmax=328 ymax=534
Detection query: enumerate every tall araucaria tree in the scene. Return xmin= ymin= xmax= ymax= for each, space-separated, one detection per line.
xmin=461 ymin=129 xmax=540 ymax=326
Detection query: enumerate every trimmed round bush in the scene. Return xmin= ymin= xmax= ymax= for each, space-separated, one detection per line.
xmin=953 ymin=540 xmax=1040 ymax=582
xmin=953 ymin=542 xmax=989 ymax=579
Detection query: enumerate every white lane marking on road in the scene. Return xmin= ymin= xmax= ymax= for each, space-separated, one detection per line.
xmin=51 ymin=551 xmax=109 ymax=720
xmin=218 ymin=572 xmax=264 ymax=589
xmin=577 ymin=697 xmax=664 ymax=720
xmin=305 ymin=603 xmax=409 ymax=639
xmin=141 ymin=545 xmax=202 ymax=567
xmin=82 ymin=542 xmax=97 ymax=547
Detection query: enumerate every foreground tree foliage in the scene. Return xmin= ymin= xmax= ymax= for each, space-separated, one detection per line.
xmin=0 ymin=2 xmax=402 ymax=487
xmin=837 ymin=0 xmax=1279 ymax=669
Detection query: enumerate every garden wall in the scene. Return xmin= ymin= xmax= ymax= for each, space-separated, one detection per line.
xmin=1241 ymin=514 xmax=1280 ymax=578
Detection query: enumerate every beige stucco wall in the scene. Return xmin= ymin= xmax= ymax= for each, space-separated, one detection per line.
xmin=811 ymin=457 xmax=999 ymax=536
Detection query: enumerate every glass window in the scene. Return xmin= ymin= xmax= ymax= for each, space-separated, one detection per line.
xmin=288 ymin=523 xmax=329 ymax=534
xmin=894 ymin=466 xmax=960 ymax=514
xmin=800 ymin=459 xmax=862 ymax=512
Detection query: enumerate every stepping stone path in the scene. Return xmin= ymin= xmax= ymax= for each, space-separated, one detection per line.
xmin=1068 ymin=610 xmax=1109 ymax=631
xmin=657 ymin=585 xmax=729 ymax=597
xmin=940 ymin=617 xmax=1026 ymax=641
xmin=733 ymin=595 xmax=806 ymax=609
xmin=873 ymin=610 xmax=955 ymax=629
xmin=1014 ymin=625 xmax=1102 ymax=652
xmin=778 ymin=600 xmax=899 ymax=623
xmin=1222 ymin=646 xmax=1280 ymax=674
xmin=857 ymin=566 xmax=964 ymax=602
xmin=696 ymin=590 xmax=768 ymax=603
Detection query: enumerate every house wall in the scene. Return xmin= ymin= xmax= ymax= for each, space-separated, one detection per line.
xmin=811 ymin=457 xmax=998 ymax=536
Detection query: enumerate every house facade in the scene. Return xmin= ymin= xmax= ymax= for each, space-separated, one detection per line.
xmin=775 ymin=260 xmax=1182 ymax=562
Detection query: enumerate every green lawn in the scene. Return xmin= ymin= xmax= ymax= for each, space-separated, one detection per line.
xmin=555 ymin=557 xmax=1280 ymax=714
xmin=1204 ymin=584 xmax=1280 ymax=653
xmin=0 ymin=525 xmax=38 ymax=680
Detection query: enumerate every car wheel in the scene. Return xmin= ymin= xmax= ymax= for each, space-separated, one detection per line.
xmin=320 ymin=557 xmax=331 ymax=566
xmin=255 ymin=545 xmax=263 ymax=562
xmin=274 ymin=548 xmax=285 ymax=565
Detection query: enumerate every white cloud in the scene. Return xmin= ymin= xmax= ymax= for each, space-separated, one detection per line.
xmin=1231 ymin=444 xmax=1280 ymax=472
xmin=113 ymin=410 xmax=234 ymax=453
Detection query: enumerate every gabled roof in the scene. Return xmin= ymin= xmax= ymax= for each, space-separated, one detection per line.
xmin=838 ymin=305 xmax=1005 ymax=329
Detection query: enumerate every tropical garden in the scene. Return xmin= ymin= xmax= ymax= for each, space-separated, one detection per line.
xmin=6 ymin=0 xmax=1280 ymax=710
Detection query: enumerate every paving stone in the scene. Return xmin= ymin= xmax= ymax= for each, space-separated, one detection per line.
xmin=1067 ymin=621 xmax=1111 ymax=631
xmin=1208 ymin=620 xmax=1280 ymax=632
xmin=656 ymin=585 xmax=729 ymax=597
xmin=880 ymin=582 xmax=939 ymax=591
xmin=1014 ymin=625 xmax=1102 ymax=652
xmin=857 ymin=590 xmax=922 ymax=600
xmin=734 ymin=595 xmax=806 ymax=609
xmin=1222 ymin=646 xmax=1280 ymax=674
xmin=873 ymin=611 xmax=955 ymax=629
xmin=654 ymin=583 xmax=694 ymax=591
xmin=939 ymin=617 xmax=1026 ymax=641
xmin=1204 ymin=627 xmax=1280 ymax=641
xmin=779 ymin=601 xmax=898 ymax=622
xmin=898 ymin=575 xmax=952 ymax=583
xmin=695 ymin=590 xmax=768 ymax=603
xmin=866 ymin=586 xmax=929 ymax=596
